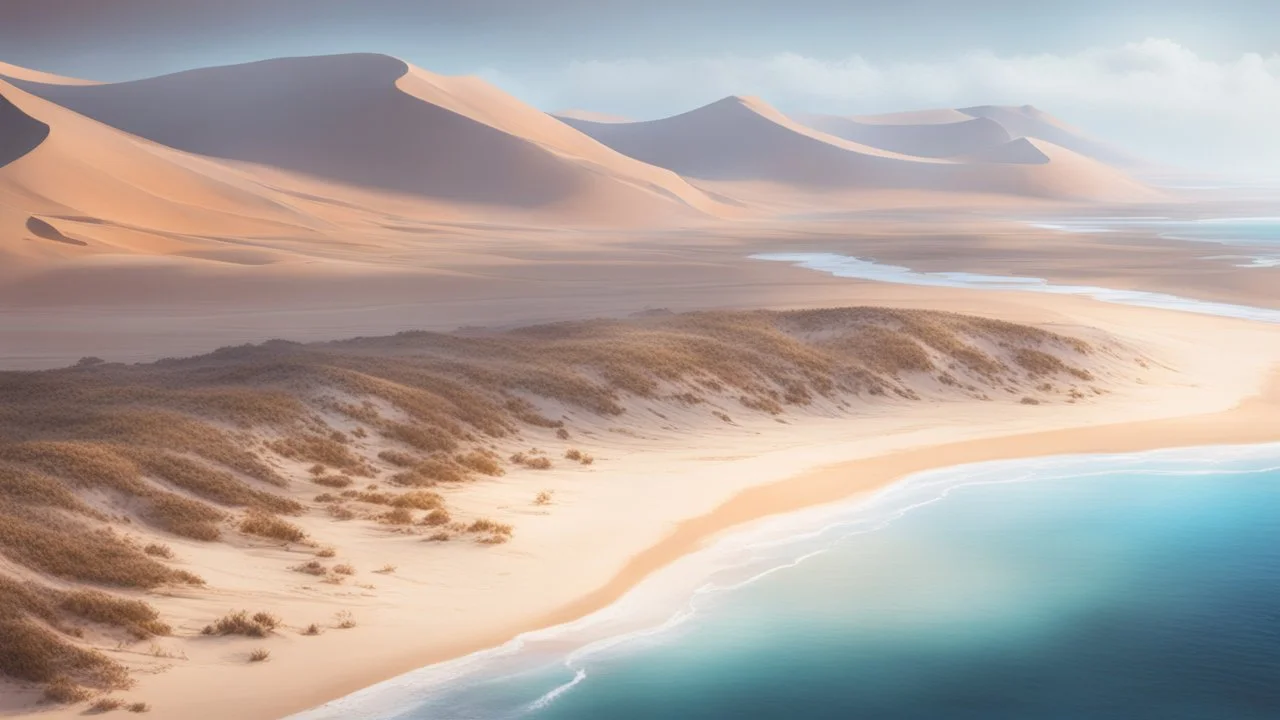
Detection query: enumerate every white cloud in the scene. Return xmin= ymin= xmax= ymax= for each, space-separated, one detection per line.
xmin=490 ymin=39 xmax=1280 ymax=176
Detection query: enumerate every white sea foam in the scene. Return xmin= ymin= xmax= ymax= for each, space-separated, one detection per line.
xmin=288 ymin=443 xmax=1280 ymax=720
xmin=749 ymin=252 xmax=1280 ymax=323
xmin=526 ymin=669 xmax=587 ymax=711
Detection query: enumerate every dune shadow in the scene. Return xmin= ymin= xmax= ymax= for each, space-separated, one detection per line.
xmin=27 ymin=216 xmax=88 ymax=246
xmin=0 ymin=93 xmax=50 ymax=168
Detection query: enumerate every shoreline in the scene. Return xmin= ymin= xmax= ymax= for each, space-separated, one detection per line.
xmin=291 ymin=364 xmax=1280 ymax=719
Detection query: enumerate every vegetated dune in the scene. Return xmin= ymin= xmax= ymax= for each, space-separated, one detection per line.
xmin=0 ymin=306 xmax=1133 ymax=705
xmin=562 ymin=95 xmax=1156 ymax=201
xmin=795 ymin=112 xmax=1013 ymax=159
xmin=6 ymin=54 xmax=729 ymax=223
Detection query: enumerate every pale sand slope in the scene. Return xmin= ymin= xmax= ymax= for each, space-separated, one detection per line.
xmin=0 ymin=78 xmax=337 ymax=271
xmin=0 ymin=62 xmax=99 ymax=86
xmin=6 ymin=54 xmax=732 ymax=223
xmin=796 ymin=104 xmax=1141 ymax=168
xmin=793 ymin=111 xmax=1013 ymax=158
xmin=4 ymin=293 xmax=1277 ymax=720
xmin=561 ymin=96 xmax=1158 ymax=202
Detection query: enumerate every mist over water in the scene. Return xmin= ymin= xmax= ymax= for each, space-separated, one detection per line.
xmin=750 ymin=253 xmax=1280 ymax=323
xmin=294 ymin=445 xmax=1280 ymax=720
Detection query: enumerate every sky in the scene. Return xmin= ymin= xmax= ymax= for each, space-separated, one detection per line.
xmin=3 ymin=0 xmax=1280 ymax=175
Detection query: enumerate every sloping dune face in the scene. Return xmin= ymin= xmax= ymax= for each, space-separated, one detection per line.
xmin=0 ymin=89 xmax=49 ymax=167
xmin=958 ymin=105 xmax=1139 ymax=167
xmin=0 ymin=78 xmax=328 ymax=263
xmin=560 ymin=95 xmax=940 ymax=188
xmin=797 ymin=113 xmax=1013 ymax=159
xmin=0 ymin=61 xmax=100 ymax=86
xmin=9 ymin=54 xmax=722 ymax=220
xmin=564 ymin=96 xmax=1154 ymax=201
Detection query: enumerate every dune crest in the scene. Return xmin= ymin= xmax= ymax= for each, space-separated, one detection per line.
xmin=564 ymin=95 xmax=1155 ymax=201
xmin=8 ymin=54 xmax=730 ymax=222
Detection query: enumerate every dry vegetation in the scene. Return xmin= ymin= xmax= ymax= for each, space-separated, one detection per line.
xmin=0 ymin=306 xmax=1123 ymax=699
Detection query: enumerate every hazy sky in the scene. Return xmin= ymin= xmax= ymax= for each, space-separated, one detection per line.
xmin=3 ymin=0 xmax=1279 ymax=175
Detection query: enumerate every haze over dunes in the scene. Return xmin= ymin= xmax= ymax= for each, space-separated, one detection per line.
xmin=4 ymin=54 xmax=728 ymax=224
xmin=559 ymin=95 xmax=1155 ymax=201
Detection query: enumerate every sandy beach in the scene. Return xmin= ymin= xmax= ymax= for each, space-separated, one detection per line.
xmin=1 ymin=46 xmax=1278 ymax=720
xmin=3 ymin=286 xmax=1274 ymax=720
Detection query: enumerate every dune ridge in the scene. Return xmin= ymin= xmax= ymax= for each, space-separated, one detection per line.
xmin=7 ymin=54 xmax=729 ymax=222
xmin=0 ymin=306 xmax=1135 ymax=708
xmin=563 ymin=95 xmax=1155 ymax=201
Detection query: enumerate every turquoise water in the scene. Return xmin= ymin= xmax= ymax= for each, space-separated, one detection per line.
xmin=296 ymin=446 xmax=1280 ymax=720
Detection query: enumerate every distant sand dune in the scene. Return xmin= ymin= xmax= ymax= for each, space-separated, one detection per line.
xmin=957 ymin=105 xmax=1140 ymax=168
xmin=564 ymin=95 xmax=1155 ymax=201
xmin=8 ymin=54 xmax=730 ymax=223
xmin=796 ymin=113 xmax=1012 ymax=159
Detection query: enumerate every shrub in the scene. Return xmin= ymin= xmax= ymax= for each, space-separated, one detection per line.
xmin=379 ymin=508 xmax=414 ymax=525
xmin=335 ymin=611 xmax=356 ymax=629
xmin=555 ymin=428 xmax=571 ymax=440
xmin=316 ymin=547 xmax=336 ymax=558
xmin=455 ymin=450 xmax=504 ymax=477
xmin=302 ymin=623 xmax=321 ymax=636
xmin=564 ymin=449 xmax=594 ymax=465
xmin=313 ymin=475 xmax=353 ymax=489
xmin=426 ymin=531 xmax=450 ymax=542
xmin=534 ymin=491 xmax=553 ymax=506
xmin=42 ymin=677 xmax=93 ymax=704
xmin=332 ymin=564 xmax=356 ymax=576
xmin=90 ymin=691 xmax=124 ymax=707
xmin=390 ymin=490 xmax=443 ymax=510
xmin=374 ymin=565 xmax=396 ymax=574
xmin=248 ymin=648 xmax=270 ymax=663
xmin=142 ymin=544 xmax=172 ymax=559
xmin=377 ymin=450 xmax=417 ymax=467
xmin=127 ymin=702 xmax=150 ymax=713
xmin=466 ymin=519 xmax=513 ymax=536
xmin=59 ymin=590 xmax=171 ymax=639
xmin=1 ymin=618 xmax=130 ymax=689
xmin=327 ymin=505 xmax=356 ymax=521
xmin=291 ymin=561 xmax=327 ymax=576
xmin=421 ymin=509 xmax=451 ymax=527
xmin=200 ymin=610 xmax=277 ymax=638
xmin=239 ymin=512 xmax=306 ymax=543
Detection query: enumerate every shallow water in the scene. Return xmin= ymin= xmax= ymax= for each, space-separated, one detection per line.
xmin=1030 ymin=216 xmax=1280 ymax=267
xmin=749 ymin=253 xmax=1280 ymax=323
xmin=294 ymin=445 xmax=1280 ymax=720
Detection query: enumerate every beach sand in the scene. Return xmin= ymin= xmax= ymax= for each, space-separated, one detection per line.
xmin=5 ymin=287 xmax=1275 ymax=720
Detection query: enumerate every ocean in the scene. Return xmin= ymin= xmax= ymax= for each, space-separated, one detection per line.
xmin=294 ymin=444 xmax=1280 ymax=720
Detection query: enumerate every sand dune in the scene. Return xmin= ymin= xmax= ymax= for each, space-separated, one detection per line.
xmin=0 ymin=60 xmax=99 ymax=86
xmin=563 ymin=95 xmax=1155 ymax=201
xmin=8 ymin=54 xmax=728 ymax=222
xmin=0 ymin=78 xmax=330 ymax=267
xmin=957 ymin=105 xmax=1140 ymax=167
xmin=796 ymin=112 xmax=1013 ymax=158
xmin=554 ymin=109 xmax=634 ymax=123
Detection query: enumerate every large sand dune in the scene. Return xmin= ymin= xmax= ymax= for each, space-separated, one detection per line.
xmin=0 ymin=79 xmax=330 ymax=268
xmin=795 ymin=112 xmax=1013 ymax=159
xmin=561 ymin=96 xmax=1155 ymax=201
xmin=798 ymin=105 xmax=1140 ymax=169
xmin=7 ymin=54 xmax=728 ymax=222
xmin=956 ymin=105 xmax=1140 ymax=167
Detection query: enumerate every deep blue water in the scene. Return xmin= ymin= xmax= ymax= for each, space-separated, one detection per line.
xmin=296 ymin=446 xmax=1280 ymax=720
